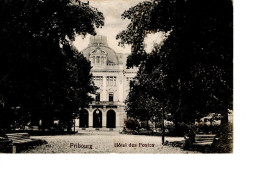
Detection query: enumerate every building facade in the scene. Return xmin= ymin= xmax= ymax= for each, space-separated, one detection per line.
xmin=74 ymin=35 xmax=138 ymax=131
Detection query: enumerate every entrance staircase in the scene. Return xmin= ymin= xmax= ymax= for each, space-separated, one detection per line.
xmin=77 ymin=127 xmax=121 ymax=134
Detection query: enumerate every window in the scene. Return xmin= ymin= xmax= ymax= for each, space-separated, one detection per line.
xmin=106 ymin=76 xmax=117 ymax=87
xmin=97 ymin=56 xmax=100 ymax=63
xmin=109 ymin=77 xmax=113 ymax=86
xmin=127 ymin=77 xmax=134 ymax=82
xmin=93 ymin=76 xmax=103 ymax=86
xmin=96 ymin=93 xmax=100 ymax=102
xmin=109 ymin=93 xmax=113 ymax=102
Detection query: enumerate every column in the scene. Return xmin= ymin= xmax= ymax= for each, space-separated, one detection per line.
xmin=89 ymin=107 xmax=93 ymax=128
xmin=102 ymin=106 xmax=106 ymax=128
xmin=74 ymin=118 xmax=79 ymax=131
xmin=116 ymin=109 xmax=120 ymax=128
xmin=102 ymin=76 xmax=107 ymax=101
xmin=118 ymin=71 xmax=124 ymax=102
xmin=75 ymin=119 xmax=79 ymax=127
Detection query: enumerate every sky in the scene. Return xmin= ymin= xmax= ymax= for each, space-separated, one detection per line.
xmin=73 ymin=0 xmax=163 ymax=54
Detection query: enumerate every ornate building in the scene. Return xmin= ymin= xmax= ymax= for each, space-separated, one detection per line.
xmin=74 ymin=35 xmax=138 ymax=131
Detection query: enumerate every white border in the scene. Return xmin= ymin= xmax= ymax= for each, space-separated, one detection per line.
xmin=2 ymin=1 xmax=260 ymax=175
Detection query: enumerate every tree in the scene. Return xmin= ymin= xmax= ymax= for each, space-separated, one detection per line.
xmin=118 ymin=0 xmax=233 ymax=124
xmin=125 ymin=46 xmax=168 ymax=126
xmin=0 ymin=0 xmax=104 ymax=131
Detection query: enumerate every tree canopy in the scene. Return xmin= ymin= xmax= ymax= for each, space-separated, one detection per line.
xmin=0 ymin=0 xmax=104 ymax=130
xmin=118 ymin=0 xmax=233 ymax=124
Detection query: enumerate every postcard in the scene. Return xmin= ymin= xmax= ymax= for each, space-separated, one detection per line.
xmin=0 ymin=0 xmax=233 ymax=154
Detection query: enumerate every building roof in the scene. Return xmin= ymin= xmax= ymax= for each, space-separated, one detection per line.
xmin=81 ymin=35 xmax=119 ymax=64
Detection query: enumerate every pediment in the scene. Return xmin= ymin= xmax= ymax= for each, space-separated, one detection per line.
xmin=90 ymin=48 xmax=107 ymax=55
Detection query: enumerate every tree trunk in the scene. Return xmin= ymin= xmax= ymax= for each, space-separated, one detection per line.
xmin=146 ymin=119 xmax=149 ymax=130
xmin=221 ymin=109 xmax=229 ymax=125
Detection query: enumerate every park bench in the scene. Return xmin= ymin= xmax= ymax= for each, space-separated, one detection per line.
xmin=6 ymin=133 xmax=46 ymax=153
xmin=164 ymin=140 xmax=184 ymax=147
xmin=190 ymin=134 xmax=217 ymax=152
xmin=193 ymin=134 xmax=217 ymax=146
xmin=184 ymin=133 xmax=218 ymax=152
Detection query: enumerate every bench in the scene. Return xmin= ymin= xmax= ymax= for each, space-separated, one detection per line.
xmin=184 ymin=133 xmax=217 ymax=152
xmin=193 ymin=134 xmax=217 ymax=152
xmin=164 ymin=140 xmax=184 ymax=147
xmin=6 ymin=133 xmax=46 ymax=153
xmin=193 ymin=134 xmax=217 ymax=146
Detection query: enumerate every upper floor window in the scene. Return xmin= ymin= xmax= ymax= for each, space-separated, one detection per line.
xmin=106 ymin=76 xmax=116 ymax=87
xmin=92 ymin=56 xmax=95 ymax=64
xmin=95 ymin=93 xmax=100 ymax=102
xmin=90 ymin=48 xmax=107 ymax=65
xmin=109 ymin=93 xmax=113 ymax=102
xmin=126 ymin=77 xmax=134 ymax=82
xmin=93 ymin=76 xmax=103 ymax=86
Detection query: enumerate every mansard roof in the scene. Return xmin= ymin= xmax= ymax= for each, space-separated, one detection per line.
xmin=81 ymin=35 xmax=119 ymax=64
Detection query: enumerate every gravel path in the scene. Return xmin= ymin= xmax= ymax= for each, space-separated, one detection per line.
xmin=21 ymin=132 xmax=199 ymax=154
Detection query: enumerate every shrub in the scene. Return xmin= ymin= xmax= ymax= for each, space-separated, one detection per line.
xmin=197 ymin=123 xmax=220 ymax=134
xmin=171 ymin=122 xmax=197 ymax=137
xmin=139 ymin=121 xmax=149 ymax=129
xmin=124 ymin=118 xmax=139 ymax=130
xmin=155 ymin=121 xmax=163 ymax=128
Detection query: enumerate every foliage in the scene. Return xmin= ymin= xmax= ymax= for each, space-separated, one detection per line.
xmin=118 ymin=0 xmax=233 ymax=124
xmin=124 ymin=118 xmax=139 ymax=130
xmin=0 ymin=0 xmax=104 ymax=130
xmin=197 ymin=123 xmax=220 ymax=134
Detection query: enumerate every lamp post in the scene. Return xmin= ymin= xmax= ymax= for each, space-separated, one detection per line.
xmin=162 ymin=104 xmax=171 ymax=145
xmin=72 ymin=112 xmax=76 ymax=132
xmin=73 ymin=119 xmax=75 ymax=132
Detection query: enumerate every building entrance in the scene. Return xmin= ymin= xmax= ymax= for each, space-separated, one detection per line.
xmin=93 ymin=109 xmax=102 ymax=128
xmin=79 ymin=109 xmax=89 ymax=128
xmin=107 ymin=110 xmax=116 ymax=128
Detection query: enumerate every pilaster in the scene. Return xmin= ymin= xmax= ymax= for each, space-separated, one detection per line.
xmin=102 ymin=106 xmax=107 ymax=128
xmin=89 ymin=106 xmax=93 ymax=128
xmin=102 ymin=76 xmax=107 ymax=101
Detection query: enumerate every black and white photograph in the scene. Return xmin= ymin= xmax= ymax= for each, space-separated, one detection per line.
xmin=0 ymin=0 xmax=233 ymax=154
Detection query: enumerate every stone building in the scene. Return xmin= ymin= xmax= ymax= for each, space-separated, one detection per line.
xmin=74 ymin=35 xmax=138 ymax=131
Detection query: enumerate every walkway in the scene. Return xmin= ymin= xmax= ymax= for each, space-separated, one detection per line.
xmin=21 ymin=132 xmax=199 ymax=153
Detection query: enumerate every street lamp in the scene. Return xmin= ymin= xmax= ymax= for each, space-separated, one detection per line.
xmin=162 ymin=109 xmax=172 ymax=145
xmin=72 ymin=112 xmax=76 ymax=132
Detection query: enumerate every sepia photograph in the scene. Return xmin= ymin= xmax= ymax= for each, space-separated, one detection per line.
xmin=0 ymin=0 xmax=233 ymax=154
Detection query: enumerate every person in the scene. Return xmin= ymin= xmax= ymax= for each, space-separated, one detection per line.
xmin=184 ymin=129 xmax=195 ymax=150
